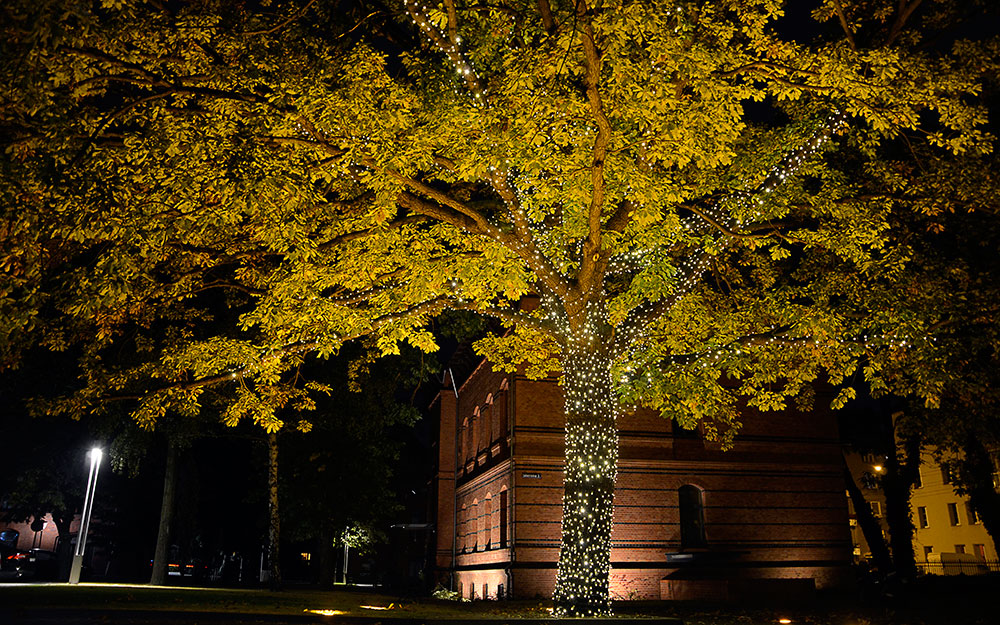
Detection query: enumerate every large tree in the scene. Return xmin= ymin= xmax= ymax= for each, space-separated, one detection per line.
xmin=2 ymin=0 xmax=996 ymax=614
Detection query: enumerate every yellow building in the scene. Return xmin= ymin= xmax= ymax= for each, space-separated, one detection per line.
xmin=909 ymin=451 xmax=997 ymax=567
xmin=845 ymin=452 xmax=889 ymax=563
xmin=847 ymin=451 xmax=998 ymax=574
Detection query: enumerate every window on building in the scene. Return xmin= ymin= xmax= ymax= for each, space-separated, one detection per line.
xmin=974 ymin=544 xmax=987 ymax=559
xmin=461 ymin=504 xmax=469 ymax=552
xmin=472 ymin=499 xmax=479 ymax=551
xmin=483 ymin=496 xmax=492 ymax=550
xmin=499 ymin=490 xmax=508 ymax=549
xmin=913 ymin=467 xmax=922 ymax=488
xmin=966 ymin=501 xmax=981 ymax=524
xmin=463 ymin=418 xmax=473 ymax=466
xmin=947 ymin=502 xmax=960 ymax=526
xmin=870 ymin=501 xmax=882 ymax=517
xmin=923 ymin=545 xmax=934 ymax=561
xmin=477 ymin=405 xmax=490 ymax=455
xmin=496 ymin=387 xmax=509 ymax=440
xmin=917 ymin=506 xmax=929 ymax=528
xmin=459 ymin=419 xmax=468 ymax=467
xmin=472 ymin=408 xmax=482 ymax=458
xmin=941 ymin=464 xmax=954 ymax=485
xmin=672 ymin=418 xmax=699 ymax=439
xmin=679 ymin=485 xmax=707 ymax=549
xmin=955 ymin=544 xmax=966 ymax=554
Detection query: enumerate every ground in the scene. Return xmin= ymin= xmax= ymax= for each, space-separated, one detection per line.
xmin=0 ymin=578 xmax=996 ymax=624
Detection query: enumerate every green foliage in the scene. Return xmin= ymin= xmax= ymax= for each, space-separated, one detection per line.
xmin=1 ymin=0 xmax=997 ymax=609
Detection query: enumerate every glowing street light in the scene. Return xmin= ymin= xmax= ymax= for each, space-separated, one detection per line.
xmin=69 ymin=447 xmax=103 ymax=584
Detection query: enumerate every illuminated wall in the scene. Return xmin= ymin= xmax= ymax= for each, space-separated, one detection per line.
xmin=433 ymin=360 xmax=852 ymax=600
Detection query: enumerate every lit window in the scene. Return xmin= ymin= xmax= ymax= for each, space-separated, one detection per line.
xmin=941 ymin=465 xmax=954 ymax=485
xmin=917 ymin=506 xmax=929 ymax=529
xmin=974 ymin=544 xmax=987 ymax=559
xmin=870 ymin=501 xmax=882 ymax=517
xmin=947 ymin=503 xmax=960 ymax=526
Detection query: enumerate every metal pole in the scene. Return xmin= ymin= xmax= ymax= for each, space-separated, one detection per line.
xmin=342 ymin=543 xmax=349 ymax=585
xmin=69 ymin=448 xmax=102 ymax=584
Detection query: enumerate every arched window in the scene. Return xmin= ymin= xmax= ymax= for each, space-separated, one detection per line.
xmin=496 ymin=382 xmax=509 ymax=441
xmin=460 ymin=504 xmax=468 ymax=552
xmin=467 ymin=410 xmax=477 ymax=466
xmin=459 ymin=418 xmax=469 ymax=467
xmin=485 ymin=394 xmax=495 ymax=446
xmin=483 ymin=493 xmax=493 ymax=549
xmin=481 ymin=405 xmax=491 ymax=454
xmin=471 ymin=499 xmax=479 ymax=551
xmin=499 ymin=489 xmax=509 ymax=549
xmin=679 ymin=484 xmax=707 ymax=549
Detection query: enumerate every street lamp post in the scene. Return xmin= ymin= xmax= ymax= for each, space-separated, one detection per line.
xmin=69 ymin=447 xmax=102 ymax=584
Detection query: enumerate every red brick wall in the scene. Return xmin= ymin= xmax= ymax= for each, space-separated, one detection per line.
xmin=435 ymin=361 xmax=852 ymax=600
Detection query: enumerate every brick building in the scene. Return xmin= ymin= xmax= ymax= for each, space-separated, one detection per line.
xmin=431 ymin=359 xmax=853 ymax=601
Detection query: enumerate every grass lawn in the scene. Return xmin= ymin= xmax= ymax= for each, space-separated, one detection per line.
xmin=0 ymin=578 xmax=997 ymax=624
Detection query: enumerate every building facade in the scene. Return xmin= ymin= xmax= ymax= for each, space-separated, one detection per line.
xmin=432 ymin=360 xmax=853 ymax=601
xmin=846 ymin=451 xmax=998 ymax=574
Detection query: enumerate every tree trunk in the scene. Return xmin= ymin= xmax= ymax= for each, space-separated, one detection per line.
xmin=959 ymin=435 xmax=1000 ymax=559
xmin=882 ymin=422 xmax=920 ymax=580
xmin=843 ymin=462 xmax=893 ymax=575
xmin=267 ymin=431 xmax=282 ymax=589
xmin=552 ymin=337 xmax=618 ymax=617
xmin=316 ymin=530 xmax=336 ymax=587
xmin=150 ymin=438 xmax=178 ymax=585
xmin=53 ymin=512 xmax=74 ymax=581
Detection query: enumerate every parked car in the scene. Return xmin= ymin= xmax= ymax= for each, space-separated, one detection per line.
xmin=2 ymin=549 xmax=59 ymax=581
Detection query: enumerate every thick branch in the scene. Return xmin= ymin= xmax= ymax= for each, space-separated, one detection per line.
xmin=537 ymin=0 xmax=557 ymax=33
xmin=445 ymin=0 xmax=459 ymax=45
xmin=833 ymin=0 xmax=859 ymax=51
xmin=242 ymin=0 xmax=319 ymax=36
xmin=371 ymin=162 xmax=497 ymax=235
xmin=317 ymin=213 xmax=424 ymax=252
xmin=886 ymin=0 xmax=924 ymax=47
xmin=396 ymin=191 xmax=487 ymax=235
xmin=574 ymin=0 xmax=613 ymax=305
xmin=604 ymin=200 xmax=635 ymax=234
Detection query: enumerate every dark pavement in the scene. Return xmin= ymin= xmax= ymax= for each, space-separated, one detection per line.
xmin=0 ymin=608 xmax=683 ymax=624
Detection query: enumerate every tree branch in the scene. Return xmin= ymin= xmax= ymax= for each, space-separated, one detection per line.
xmin=537 ymin=0 xmax=557 ymax=33
xmin=317 ymin=213 xmax=424 ymax=252
xmin=242 ymin=0 xmax=319 ymax=36
xmin=445 ymin=0 xmax=459 ymax=45
xmin=574 ymin=0 xmax=613 ymax=308
xmin=396 ymin=191 xmax=486 ymax=235
xmin=833 ymin=0 xmax=859 ymax=51
xmin=886 ymin=0 xmax=924 ymax=47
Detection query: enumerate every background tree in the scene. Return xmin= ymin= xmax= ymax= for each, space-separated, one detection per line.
xmin=2 ymin=0 xmax=996 ymax=614
xmin=280 ymin=343 xmax=424 ymax=586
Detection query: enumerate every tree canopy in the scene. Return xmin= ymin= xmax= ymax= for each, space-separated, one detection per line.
xmin=2 ymin=0 xmax=997 ymax=614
